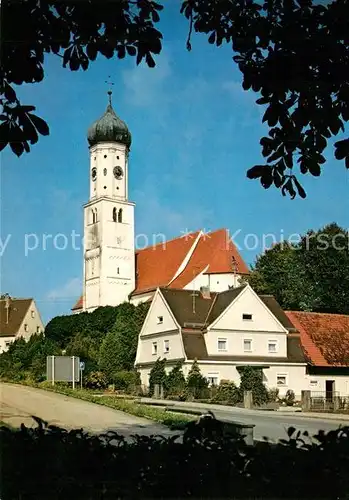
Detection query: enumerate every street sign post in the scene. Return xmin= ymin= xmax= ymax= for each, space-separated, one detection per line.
xmin=80 ymin=361 xmax=85 ymax=389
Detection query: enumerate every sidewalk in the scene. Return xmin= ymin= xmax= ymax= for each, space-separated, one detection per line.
xmin=139 ymin=397 xmax=349 ymax=422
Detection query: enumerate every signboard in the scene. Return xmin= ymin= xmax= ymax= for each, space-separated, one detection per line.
xmin=80 ymin=361 xmax=85 ymax=371
xmin=46 ymin=356 xmax=80 ymax=387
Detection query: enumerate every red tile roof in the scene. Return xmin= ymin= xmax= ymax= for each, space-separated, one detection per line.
xmin=169 ymin=229 xmax=249 ymax=289
xmin=72 ymin=228 xmax=249 ymax=310
xmin=133 ymin=231 xmax=201 ymax=294
xmin=72 ymin=296 xmax=83 ymax=311
xmin=286 ymin=311 xmax=349 ymax=367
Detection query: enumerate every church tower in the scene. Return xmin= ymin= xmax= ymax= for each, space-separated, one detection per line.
xmin=83 ymin=91 xmax=135 ymax=312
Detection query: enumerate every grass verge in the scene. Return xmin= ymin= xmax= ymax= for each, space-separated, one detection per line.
xmin=1 ymin=380 xmax=195 ymax=431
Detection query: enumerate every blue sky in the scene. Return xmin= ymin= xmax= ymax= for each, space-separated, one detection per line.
xmin=1 ymin=5 xmax=348 ymax=323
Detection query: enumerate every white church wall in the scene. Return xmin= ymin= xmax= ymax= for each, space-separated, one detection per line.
xmin=184 ymin=272 xmax=243 ymax=293
xmin=130 ymin=291 xmax=154 ymax=306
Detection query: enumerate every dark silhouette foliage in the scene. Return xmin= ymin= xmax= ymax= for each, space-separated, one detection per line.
xmin=1 ymin=416 xmax=349 ymax=498
xmin=1 ymin=0 xmax=348 ymax=197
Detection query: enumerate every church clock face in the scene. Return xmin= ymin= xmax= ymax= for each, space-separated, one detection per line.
xmin=113 ymin=166 xmax=123 ymax=180
xmin=91 ymin=167 xmax=97 ymax=181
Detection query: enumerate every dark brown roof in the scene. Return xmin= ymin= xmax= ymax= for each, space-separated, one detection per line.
xmin=181 ymin=331 xmax=305 ymax=363
xmin=160 ymin=286 xmax=246 ymax=329
xmin=260 ymin=295 xmax=298 ymax=332
xmin=206 ymin=286 xmax=246 ymax=324
xmin=160 ymin=288 xmax=218 ymax=329
xmin=0 ymin=298 xmax=32 ymax=337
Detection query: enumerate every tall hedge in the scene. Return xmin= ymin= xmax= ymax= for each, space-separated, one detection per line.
xmin=238 ymin=366 xmax=269 ymax=405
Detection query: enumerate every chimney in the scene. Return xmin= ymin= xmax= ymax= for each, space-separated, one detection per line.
xmin=4 ymin=293 xmax=10 ymax=324
xmin=200 ymin=286 xmax=211 ymax=300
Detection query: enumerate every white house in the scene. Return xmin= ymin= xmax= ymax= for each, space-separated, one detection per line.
xmin=135 ymin=284 xmax=309 ymax=399
xmin=72 ymin=93 xmax=249 ymax=314
xmin=0 ymin=295 xmax=44 ymax=353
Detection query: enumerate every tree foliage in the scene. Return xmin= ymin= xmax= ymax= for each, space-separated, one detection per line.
xmin=245 ymin=223 xmax=349 ymax=314
xmin=238 ymin=366 xmax=269 ymax=406
xmin=44 ymin=306 xmax=119 ymax=347
xmin=0 ymin=334 xmax=60 ymax=382
xmin=98 ymin=330 xmax=121 ymax=382
xmin=165 ymin=361 xmax=186 ymax=397
xmin=148 ymin=357 xmax=167 ymax=395
xmin=186 ymin=359 xmax=209 ymax=398
xmin=109 ymin=302 xmax=150 ymax=372
xmin=2 ymin=0 xmax=349 ymax=197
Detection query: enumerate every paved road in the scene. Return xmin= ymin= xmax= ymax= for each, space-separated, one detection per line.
xmin=141 ymin=398 xmax=348 ymax=443
xmin=0 ymin=383 xmax=176 ymax=438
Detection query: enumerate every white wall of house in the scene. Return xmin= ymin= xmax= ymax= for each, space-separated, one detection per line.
xmin=136 ymin=332 xmax=184 ymax=368
xmin=181 ymin=361 xmax=307 ymax=399
xmin=211 ymin=286 xmax=287 ymax=334
xmin=137 ymin=290 xmax=178 ymax=337
xmin=135 ymin=290 xmax=185 ymax=372
xmin=0 ymin=336 xmax=15 ymax=353
xmin=184 ymin=272 xmax=243 ymax=293
xmin=17 ymin=300 xmax=44 ymax=340
xmin=306 ymin=375 xmax=349 ymax=395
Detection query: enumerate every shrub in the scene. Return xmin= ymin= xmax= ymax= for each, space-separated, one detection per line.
xmin=165 ymin=361 xmax=186 ymax=398
xmin=2 ymin=418 xmax=349 ymax=499
xmin=268 ymin=387 xmax=280 ymax=403
xmin=211 ymin=381 xmax=241 ymax=406
xmin=186 ymin=360 xmax=209 ymax=400
xmin=284 ymin=389 xmax=296 ymax=406
xmin=238 ymin=366 xmax=269 ymax=406
xmin=84 ymin=371 xmax=108 ymax=390
xmin=112 ymin=370 xmax=141 ymax=393
xmin=148 ymin=358 xmax=167 ymax=396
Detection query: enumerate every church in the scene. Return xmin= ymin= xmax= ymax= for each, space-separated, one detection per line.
xmin=71 ymin=93 xmax=349 ymax=398
xmin=72 ymin=93 xmax=249 ymax=314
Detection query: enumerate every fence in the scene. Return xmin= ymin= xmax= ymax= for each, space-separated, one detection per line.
xmin=309 ymin=391 xmax=349 ymax=412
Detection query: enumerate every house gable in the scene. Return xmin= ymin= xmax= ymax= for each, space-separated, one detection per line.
xmin=135 ymin=289 xmax=184 ymax=366
xmin=209 ymin=285 xmax=288 ymax=334
xmin=138 ymin=289 xmax=179 ymax=337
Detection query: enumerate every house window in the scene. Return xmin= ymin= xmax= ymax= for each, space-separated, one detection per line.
xmin=31 ymin=310 xmax=35 ymax=318
xmin=164 ymin=340 xmax=170 ymax=354
xmin=118 ymin=208 xmax=123 ymax=223
xmin=36 ymin=326 xmax=41 ymax=333
xmin=242 ymin=313 xmax=253 ymax=320
xmin=207 ymin=373 xmax=219 ymax=386
xmin=157 ymin=316 xmax=163 ymax=324
xmin=24 ymin=324 xmax=28 ymax=332
xmin=152 ymin=342 xmax=158 ymax=355
xmin=310 ymin=380 xmax=318 ymax=387
xmin=5 ymin=341 xmax=11 ymax=348
xmin=277 ymin=374 xmax=288 ymax=386
xmin=113 ymin=207 xmax=117 ymax=222
xmin=243 ymin=339 xmax=252 ymax=352
xmin=218 ymin=338 xmax=227 ymax=352
xmin=268 ymin=340 xmax=278 ymax=353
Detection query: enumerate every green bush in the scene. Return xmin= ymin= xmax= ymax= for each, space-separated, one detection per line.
xmin=165 ymin=361 xmax=186 ymax=398
xmin=2 ymin=417 xmax=349 ymax=499
xmin=149 ymin=358 xmax=167 ymax=396
xmin=238 ymin=366 xmax=269 ymax=406
xmin=268 ymin=387 xmax=280 ymax=403
xmin=284 ymin=389 xmax=296 ymax=406
xmin=186 ymin=360 xmax=209 ymax=400
xmin=211 ymin=381 xmax=241 ymax=406
xmin=112 ymin=370 xmax=141 ymax=392
xmin=84 ymin=371 xmax=108 ymax=390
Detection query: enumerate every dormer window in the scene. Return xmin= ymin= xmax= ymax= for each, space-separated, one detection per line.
xmin=243 ymin=313 xmax=253 ymax=321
